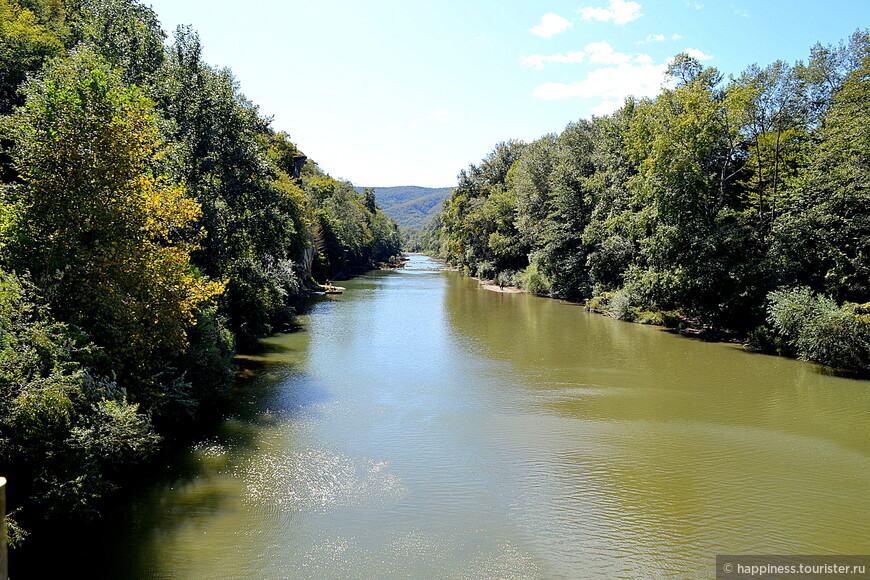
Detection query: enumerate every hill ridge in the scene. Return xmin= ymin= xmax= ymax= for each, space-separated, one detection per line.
xmin=354 ymin=185 xmax=453 ymax=229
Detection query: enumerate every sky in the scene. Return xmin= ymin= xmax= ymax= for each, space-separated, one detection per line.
xmin=143 ymin=0 xmax=870 ymax=187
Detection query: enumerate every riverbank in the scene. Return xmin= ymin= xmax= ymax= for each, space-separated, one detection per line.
xmin=476 ymin=279 xmax=525 ymax=294
xmin=585 ymin=300 xmax=745 ymax=344
xmin=459 ymin=266 xmax=746 ymax=343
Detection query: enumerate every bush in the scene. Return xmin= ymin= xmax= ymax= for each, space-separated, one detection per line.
xmin=585 ymin=293 xmax=612 ymax=312
xmin=622 ymin=266 xmax=683 ymax=312
xmin=767 ymin=286 xmax=870 ymax=371
xmin=495 ymin=269 xmax=522 ymax=288
xmin=609 ymin=287 xmax=637 ymax=321
xmin=635 ymin=310 xmax=682 ymax=327
xmin=0 ymin=269 xmax=160 ymax=524
xmin=521 ymin=263 xmax=551 ymax=296
xmin=474 ymin=261 xmax=497 ymax=280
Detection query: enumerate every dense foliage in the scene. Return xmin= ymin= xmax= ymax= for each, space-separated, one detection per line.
xmin=0 ymin=0 xmax=399 ymax=535
xmin=433 ymin=31 xmax=870 ymax=374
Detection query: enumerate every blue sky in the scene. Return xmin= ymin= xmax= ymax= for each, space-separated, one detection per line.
xmin=145 ymin=0 xmax=869 ymax=187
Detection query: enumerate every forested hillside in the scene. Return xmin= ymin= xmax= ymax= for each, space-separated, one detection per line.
xmin=0 ymin=0 xmax=399 ymax=538
xmin=432 ymin=33 xmax=870 ymax=374
xmin=354 ymin=185 xmax=452 ymax=229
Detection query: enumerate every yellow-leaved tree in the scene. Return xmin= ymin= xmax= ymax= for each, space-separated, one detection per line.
xmin=1 ymin=48 xmax=224 ymax=391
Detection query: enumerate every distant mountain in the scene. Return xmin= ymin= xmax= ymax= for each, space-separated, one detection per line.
xmin=355 ymin=186 xmax=452 ymax=229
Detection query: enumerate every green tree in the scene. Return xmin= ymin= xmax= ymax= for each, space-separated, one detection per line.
xmin=438 ymin=140 xmax=527 ymax=277
xmin=622 ymin=55 xmax=752 ymax=320
xmin=2 ymin=49 xmax=223 ymax=390
xmin=74 ymin=0 xmax=165 ymax=87
xmin=0 ymin=0 xmax=64 ymax=114
xmin=0 ymin=268 xmax=160 ymax=520
xmin=730 ymin=60 xmax=806 ymax=244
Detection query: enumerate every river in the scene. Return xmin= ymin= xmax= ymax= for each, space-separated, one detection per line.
xmin=16 ymin=254 xmax=870 ymax=578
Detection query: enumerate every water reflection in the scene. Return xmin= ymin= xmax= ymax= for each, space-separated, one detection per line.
xmin=442 ymin=270 xmax=869 ymax=577
xmin=15 ymin=254 xmax=869 ymax=579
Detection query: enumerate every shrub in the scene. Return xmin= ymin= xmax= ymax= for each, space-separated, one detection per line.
xmin=495 ymin=269 xmax=522 ymax=288
xmin=474 ymin=261 xmax=497 ymax=280
xmin=635 ymin=310 xmax=682 ymax=327
xmin=521 ymin=263 xmax=551 ymax=296
xmin=767 ymin=286 xmax=870 ymax=371
xmin=585 ymin=293 xmax=612 ymax=312
xmin=609 ymin=287 xmax=637 ymax=321
xmin=0 ymin=269 xmax=160 ymax=524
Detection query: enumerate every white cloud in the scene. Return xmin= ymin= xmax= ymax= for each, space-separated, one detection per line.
xmin=521 ymin=51 xmax=586 ymax=71
xmin=685 ymin=47 xmax=714 ymax=60
xmin=521 ymin=42 xmax=650 ymax=71
xmin=633 ymin=53 xmax=653 ymax=64
xmin=638 ymin=33 xmax=682 ymax=45
xmin=578 ymin=0 xmax=643 ymax=25
xmin=532 ymin=61 xmax=668 ymax=101
xmin=585 ymin=40 xmax=633 ymax=64
xmin=530 ymin=13 xmax=574 ymax=37
xmin=431 ymin=109 xmax=450 ymax=123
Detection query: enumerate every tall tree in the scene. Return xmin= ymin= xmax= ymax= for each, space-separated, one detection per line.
xmin=772 ymin=37 xmax=870 ymax=303
xmin=2 ymin=49 xmax=223 ymax=389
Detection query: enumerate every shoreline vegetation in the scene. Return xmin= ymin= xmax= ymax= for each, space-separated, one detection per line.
xmin=0 ymin=0 xmax=401 ymax=544
xmin=417 ymin=31 xmax=870 ymax=377
xmin=470 ymin=271 xmax=743 ymax=339
xmin=410 ymin=255 xmax=743 ymax=341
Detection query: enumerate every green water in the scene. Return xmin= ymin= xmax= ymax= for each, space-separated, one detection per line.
xmin=18 ymin=255 xmax=870 ymax=578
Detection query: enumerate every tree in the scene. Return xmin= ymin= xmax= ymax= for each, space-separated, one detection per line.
xmin=0 ymin=267 xmax=160 ymax=520
xmin=2 ymin=49 xmax=224 ymax=390
xmin=771 ymin=36 xmax=870 ymax=304
xmin=74 ymin=0 xmax=165 ymax=87
xmin=437 ymin=140 xmax=527 ymax=277
xmin=731 ymin=60 xmax=806 ymax=243
xmin=620 ymin=56 xmax=752 ymax=319
xmin=0 ymin=0 xmax=64 ymax=115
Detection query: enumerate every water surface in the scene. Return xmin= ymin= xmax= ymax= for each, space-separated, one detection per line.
xmin=18 ymin=254 xmax=870 ymax=578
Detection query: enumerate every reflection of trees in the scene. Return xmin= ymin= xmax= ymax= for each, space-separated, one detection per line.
xmin=441 ymin=270 xmax=870 ymax=562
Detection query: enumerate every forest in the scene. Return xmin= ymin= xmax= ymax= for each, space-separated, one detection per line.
xmin=0 ymin=0 xmax=400 ymax=541
xmin=428 ymin=31 xmax=870 ymax=375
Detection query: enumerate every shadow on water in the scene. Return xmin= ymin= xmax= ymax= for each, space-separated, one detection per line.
xmin=12 ymin=298 xmax=334 ymax=579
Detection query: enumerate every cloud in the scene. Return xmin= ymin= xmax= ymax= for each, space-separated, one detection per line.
xmin=532 ymin=61 xmax=668 ymax=101
xmin=685 ymin=47 xmax=714 ymax=60
xmin=530 ymin=13 xmax=574 ymax=37
xmin=521 ymin=51 xmax=586 ymax=71
xmin=578 ymin=0 xmax=643 ymax=25
xmin=431 ymin=109 xmax=450 ymax=123
xmin=522 ymin=41 xmax=650 ymax=71
xmin=644 ymin=33 xmax=666 ymax=43
xmin=638 ymin=32 xmax=682 ymax=45
xmin=633 ymin=53 xmax=653 ymax=64
xmin=585 ymin=40 xmax=633 ymax=64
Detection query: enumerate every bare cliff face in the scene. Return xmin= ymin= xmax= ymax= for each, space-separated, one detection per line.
xmin=293 ymin=154 xmax=307 ymax=179
xmin=298 ymin=245 xmax=315 ymax=282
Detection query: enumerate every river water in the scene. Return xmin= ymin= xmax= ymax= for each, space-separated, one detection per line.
xmin=17 ymin=254 xmax=870 ymax=578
